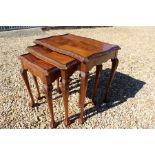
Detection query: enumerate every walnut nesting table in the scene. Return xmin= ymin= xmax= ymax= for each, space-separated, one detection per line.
xmin=34 ymin=33 xmax=121 ymax=124
xmin=27 ymin=45 xmax=80 ymax=127
xmin=19 ymin=53 xmax=61 ymax=128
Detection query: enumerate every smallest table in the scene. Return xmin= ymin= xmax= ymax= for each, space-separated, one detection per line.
xmin=34 ymin=33 xmax=121 ymax=124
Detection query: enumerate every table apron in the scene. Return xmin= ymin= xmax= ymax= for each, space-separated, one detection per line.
xmin=86 ymin=51 xmax=117 ymax=72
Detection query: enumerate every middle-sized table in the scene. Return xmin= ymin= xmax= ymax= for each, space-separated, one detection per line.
xmin=34 ymin=33 xmax=121 ymax=124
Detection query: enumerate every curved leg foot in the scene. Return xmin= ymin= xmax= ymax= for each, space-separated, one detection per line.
xmin=78 ymin=117 xmax=84 ymax=124
xmin=64 ymin=119 xmax=71 ymax=127
xmin=50 ymin=121 xmax=56 ymax=129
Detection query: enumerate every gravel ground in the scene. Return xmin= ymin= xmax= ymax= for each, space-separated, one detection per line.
xmin=0 ymin=27 xmax=155 ymax=129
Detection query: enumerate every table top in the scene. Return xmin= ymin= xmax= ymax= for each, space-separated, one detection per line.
xmin=20 ymin=53 xmax=59 ymax=73
xmin=27 ymin=45 xmax=79 ymax=70
xmin=34 ymin=33 xmax=121 ymax=63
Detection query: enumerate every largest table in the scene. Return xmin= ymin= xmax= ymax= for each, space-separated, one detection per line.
xmin=34 ymin=33 xmax=121 ymax=124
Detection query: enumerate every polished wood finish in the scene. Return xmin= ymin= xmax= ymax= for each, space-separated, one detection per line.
xmin=43 ymin=78 xmax=55 ymax=128
xmin=56 ymin=77 xmax=61 ymax=94
xmin=92 ymin=64 xmax=102 ymax=104
xmin=78 ymin=64 xmax=89 ymax=124
xmin=27 ymin=45 xmax=79 ymax=70
xmin=103 ymin=58 xmax=119 ymax=102
xmin=61 ymin=70 xmax=70 ymax=126
xmin=32 ymin=75 xmax=41 ymax=100
xmin=34 ymin=33 xmax=120 ymax=63
xmin=78 ymin=52 xmax=119 ymax=123
xmin=20 ymin=68 xmax=35 ymax=107
xmin=19 ymin=53 xmax=61 ymax=128
xmin=20 ymin=44 xmax=82 ymax=127
xmin=28 ymin=45 xmax=80 ymax=126
xmin=34 ymin=34 xmax=121 ymax=124
xmin=28 ymin=44 xmax=107 ymax=126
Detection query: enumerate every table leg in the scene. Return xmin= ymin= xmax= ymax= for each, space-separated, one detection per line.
xmin=78 ymin=64 xmax=89 ymax=124
xmin=32 ymin=75 xmax=41 ymax=100
xmin=56 ymin=78 xmax=61 ymax=94
xmin=61 ymin=70 xmax=70 ymax=126
xmin=43 ymin=80 xmax=55 ymax=128
xmin=103 ymin=58 xmax=119 ymax=102
xmin=92 ymin=64 xmax=102 ymax=105
xmin=20 ymin=68 xmax=35 ymax=107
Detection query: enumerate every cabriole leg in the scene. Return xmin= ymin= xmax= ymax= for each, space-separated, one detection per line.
xmin=61 ymin=71 xmax=70 ymax=126
xmin=20 ymin=68 xmax=35 ymax=107
xmin=92 ymin=64 xmax=102 ymax=105
xmin=43 ymin=81 xmax=55 ymax=128
xmin=32 ymin=75 xmax=41 ymax=100
xmin=103 ymin=58 xmax=119 ymax=102
xmin=78 ymin=64 xmax=89 ymax=124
